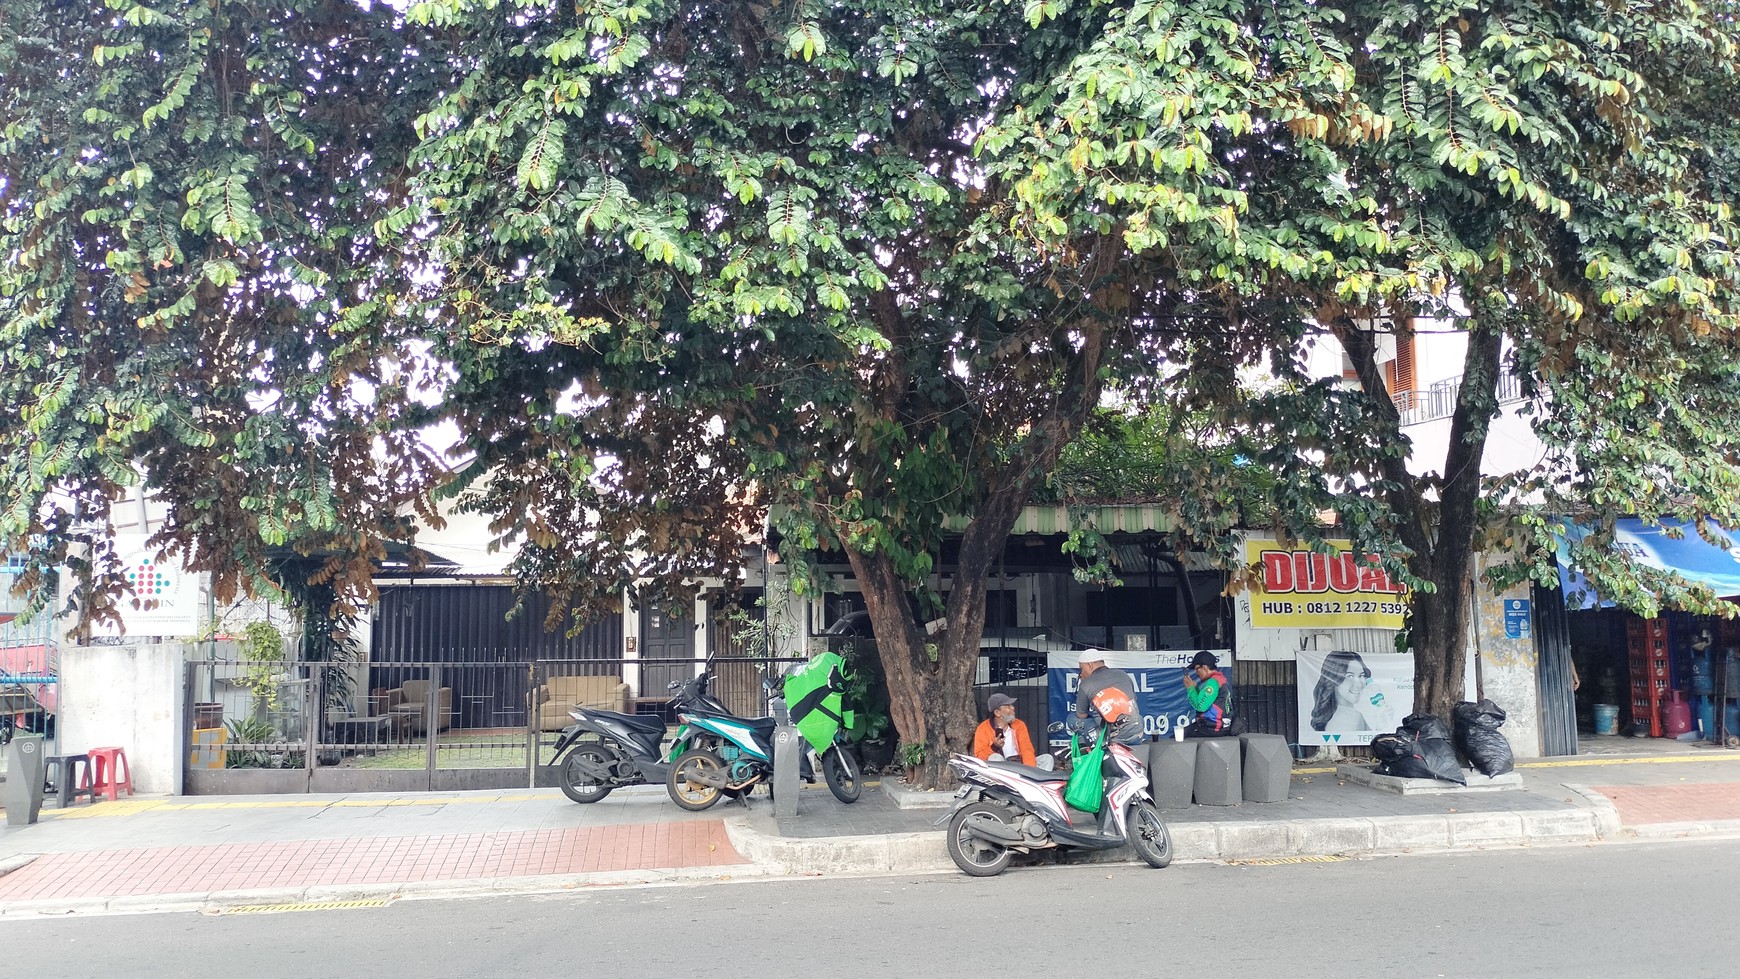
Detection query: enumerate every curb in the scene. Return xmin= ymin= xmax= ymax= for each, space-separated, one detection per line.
xmin=2 ymin=789 xmax=1699 ymax=917
xmin=0 ymin=854 xmax=39 ymax=879
xmin=1561 ymin=783 xmax=1625 ymax=839
xmin=722 ymin=804 xmax=1609 ymax=878
xmin=725 ymin=813 xmax=955 ymax=875
xmin=1624 ymin=819 xmax=1740 ymax=840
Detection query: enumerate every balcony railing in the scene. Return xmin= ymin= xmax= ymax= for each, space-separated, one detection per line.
xmin=1394 ymin=371 xmax=1524 ymax=427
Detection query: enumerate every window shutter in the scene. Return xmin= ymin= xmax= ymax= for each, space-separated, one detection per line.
xmin=1387 ymin=332 xmax=1416 ymax=395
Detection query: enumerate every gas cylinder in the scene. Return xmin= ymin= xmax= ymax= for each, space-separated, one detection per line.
xmin=1662 ymin=690 xmax=1693 ymax=737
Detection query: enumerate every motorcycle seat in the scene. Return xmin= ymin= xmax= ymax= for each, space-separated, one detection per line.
xmin=574 ymin=709 xmax=668 ymax=736
xmin=988 ymin=759 xmax=1070 ymax=782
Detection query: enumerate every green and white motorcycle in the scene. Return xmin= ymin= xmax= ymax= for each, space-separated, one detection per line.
xmin=665 ymin=656 xmax=861 ymax=810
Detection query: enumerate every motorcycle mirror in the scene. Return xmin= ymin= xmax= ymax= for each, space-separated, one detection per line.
xmin=666 ymin=679 xmax=682 ymax=692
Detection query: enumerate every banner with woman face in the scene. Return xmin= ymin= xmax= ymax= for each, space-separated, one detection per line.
xmin=1296 ymin=650 xmax=1414 ymax=746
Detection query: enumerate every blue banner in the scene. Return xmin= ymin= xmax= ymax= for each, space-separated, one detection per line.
xmin=1046 ymin=649 xmax=1233 ymax=746
xmin=1557 ymin=518 xmax=1740 ymax=608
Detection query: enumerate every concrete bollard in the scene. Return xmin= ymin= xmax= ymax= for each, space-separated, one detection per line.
xmin=1193 ymin=737 xmax=1243 ymax=806
xmin=772 ymin=724 xmax=801 ymax=820
xmin=4 ymin=734 xmax=47 ymax=826
xmin=1148 ymin=739 xmax=1199 ymax=810
xmin=1239 ymin=733 xmax=1292 ymax=803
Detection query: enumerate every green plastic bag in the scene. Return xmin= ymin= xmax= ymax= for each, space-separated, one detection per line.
xmin=1064 ymin=729 xmax=1107 ymax=813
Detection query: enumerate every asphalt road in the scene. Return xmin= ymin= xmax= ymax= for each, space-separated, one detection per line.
xmin=3 ymin=840 xmax=1735 ymax=978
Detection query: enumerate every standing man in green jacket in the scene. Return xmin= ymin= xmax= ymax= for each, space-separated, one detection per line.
xmin=1181 ymin=650 xmax=1234 ymax=737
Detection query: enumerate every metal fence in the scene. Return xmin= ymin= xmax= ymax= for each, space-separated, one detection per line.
xmin=181 ymin=655 xmax=801 ymax=795
xmin=1395 ymin=369 xmax=1525 ymax=427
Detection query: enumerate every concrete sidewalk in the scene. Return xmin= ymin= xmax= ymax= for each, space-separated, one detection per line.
xmin=3 ymin=749 xmax=1739 ymax=918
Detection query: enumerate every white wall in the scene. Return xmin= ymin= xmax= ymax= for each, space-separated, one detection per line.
xmin=1308 ymin=321 xmax=1546 ymax=488
xmin=409 ymin=506 xmax=517 ymax=574
xmin=57 ymin=643 xmax=191 ymax=795
xmin=1471 ymin=557 xmax=1544 ymax=759
xmin=1398 ymin=403 xmax=1547 ymax=486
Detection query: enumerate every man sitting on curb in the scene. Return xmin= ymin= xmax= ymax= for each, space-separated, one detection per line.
xmin=973 ymin=692 xmax=1052 ymax=769
xmin=1182 ymin=650 xmax=1235 ymax=737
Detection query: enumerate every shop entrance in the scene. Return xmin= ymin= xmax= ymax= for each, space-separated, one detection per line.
xmin=1566 ymin=609 xmax=1740 ymax=746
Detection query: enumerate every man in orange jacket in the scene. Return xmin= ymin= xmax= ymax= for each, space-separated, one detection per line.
xmin=973 ymin=693 xmax=1049 ymax=768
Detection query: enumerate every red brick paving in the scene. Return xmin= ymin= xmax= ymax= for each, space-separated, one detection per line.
xmin=0 ymin=821 xmax=744 ymax=901
xmin=1593 ymin=782 xmax=1740 ymax=825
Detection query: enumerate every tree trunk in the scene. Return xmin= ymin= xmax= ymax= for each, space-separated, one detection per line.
xmin=844 ymin=546 xmax=980 ymax=788
xmin=836 ymin=439 xmax=1077 ymax=787
xmin=1407 ymin=560 xmax=1474 ymax=722
xmin=834 ymin=299 xmax=1111 ymax=788
xmin=1408 ymin=317 xmax=1503 ymax=722
xmin=1336 ymin=310 xmax=1503 ymax=727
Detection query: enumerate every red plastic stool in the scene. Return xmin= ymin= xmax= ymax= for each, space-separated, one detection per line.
xmin=88 ymin=747 xmax=134 ymax=801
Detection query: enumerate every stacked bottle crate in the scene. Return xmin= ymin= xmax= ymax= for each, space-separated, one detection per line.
xmin=1625 ymin=617 xmax=1670 ymax=738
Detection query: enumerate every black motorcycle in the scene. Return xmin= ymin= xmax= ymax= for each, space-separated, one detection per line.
xmin=552 ymin=672 xmax=733 ymax=804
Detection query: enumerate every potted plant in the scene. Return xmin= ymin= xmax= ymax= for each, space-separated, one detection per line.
xmin=223 ymin=717 xmax=279 ymax=769
xmin=839 ymin=637 xmax=897 ymax=771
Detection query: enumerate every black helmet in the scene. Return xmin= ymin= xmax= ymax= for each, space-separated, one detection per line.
xmin=1190 ymin=650 xmax=1218 ymax=669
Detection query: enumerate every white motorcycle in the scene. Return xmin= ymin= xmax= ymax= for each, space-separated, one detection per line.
xmin=938 ymin=723 xmax=1172 ymax=877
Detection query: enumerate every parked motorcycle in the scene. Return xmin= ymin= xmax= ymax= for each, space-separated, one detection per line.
xmin=938 ymin=723 xmax=1172 ymax=877
xmin=553 ymin=673 xmax=732 ymax=804
xmin=666 ymin=675 xmax=861 ymax=810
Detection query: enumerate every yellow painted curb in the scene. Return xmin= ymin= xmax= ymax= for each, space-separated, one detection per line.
xmin=215 ymin=899 xmax=392 ymax=915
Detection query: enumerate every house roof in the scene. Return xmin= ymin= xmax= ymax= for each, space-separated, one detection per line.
xmin=943 ymin=504 xmax=1177 ymax=536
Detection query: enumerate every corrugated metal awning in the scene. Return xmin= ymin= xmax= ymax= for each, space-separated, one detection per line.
xmin=945 ymin=505 xmax=1175 ymax=536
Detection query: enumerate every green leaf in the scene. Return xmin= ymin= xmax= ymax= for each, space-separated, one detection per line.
xmin=516 ymin=117 xmax=567 ymax=193
xmin=786 ymin=22 xmax=826 ymax=62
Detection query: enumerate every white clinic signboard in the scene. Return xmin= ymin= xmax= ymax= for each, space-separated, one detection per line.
xmin=88 ymin=534 xmax=204 ymax=637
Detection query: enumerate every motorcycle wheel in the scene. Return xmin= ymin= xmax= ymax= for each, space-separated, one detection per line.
xmin=668 ymin=748 xmax=727 ymax=811
xmin=558 ymin=738 xmax=617 ymax=804
xmin=946 ymin=802 xmax=1015 ymax=877
xmin=1125 ymin=799 xmax=1173 ymax=869
xmin=822 ymin=746 xmax=861 ymax=804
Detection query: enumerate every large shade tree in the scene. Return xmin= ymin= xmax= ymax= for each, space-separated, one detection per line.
xmin=403 ymin=0 xmax=1740 ymax=773
xmin=5 ymin=0 xmax=1738 ymax=784
xmin=1 ymin=0 xmax=454 ymax=622
xmin=397 ymin=0 xmax=1198 ymax=784
xmin=997 ymin=0 xmax=1740 ymax=721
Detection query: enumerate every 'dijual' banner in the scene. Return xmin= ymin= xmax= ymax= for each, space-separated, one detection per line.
xmin=1244 ymin=536 xmax=1410 ymax=630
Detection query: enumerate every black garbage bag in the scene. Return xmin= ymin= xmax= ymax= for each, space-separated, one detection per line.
xmin=1398 ymin=713 xmax=1467 ymax=784
xmin=1402 ymin=713 xmax=1454 ymax=742
xmin=1370 ymin=732 xmax=1413 ymax=762
xmin=1372 ymin=732 xmax=1439 ymax=780
xmin=1452 ymin=699 xmax=1515 ymax=777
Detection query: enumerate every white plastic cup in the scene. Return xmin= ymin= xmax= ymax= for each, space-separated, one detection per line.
xmin=1173 ymin=723 xmax=1186 ymax=742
